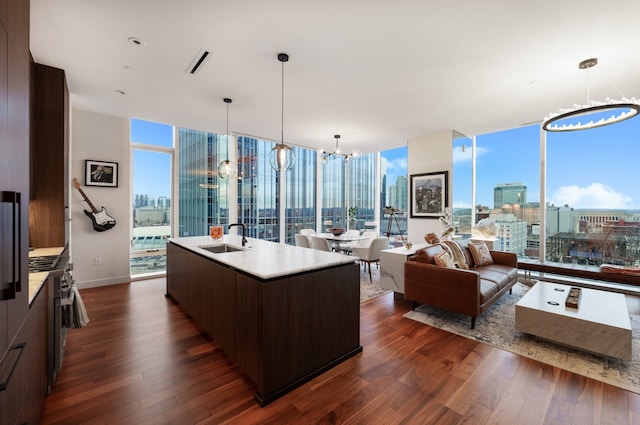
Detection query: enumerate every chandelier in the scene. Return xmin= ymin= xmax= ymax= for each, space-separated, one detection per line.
xmin=321 ymin=134 xmax=359 ymax=164
xmin=542 ymin=58 xmax=640 ymax=132
xmin=269 ymin=53 xmax=296 ymax=171
xmin=217 ymin=97 xmax=237 ymax=179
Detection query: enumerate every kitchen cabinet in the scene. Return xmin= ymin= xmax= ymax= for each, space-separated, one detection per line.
xmin=1 ymin=0 xmax=29 ymax=354
xmin=0 ymin=277 xmax=50 ymax=425
xmin=29 ymin=63 xmax=69 ymax=248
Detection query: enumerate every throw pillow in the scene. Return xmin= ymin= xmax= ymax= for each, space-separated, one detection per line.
xmin=468 ymin=241 xmax=493 ymax=267
xmin=434 ymin=250 xmax=455 ymax=268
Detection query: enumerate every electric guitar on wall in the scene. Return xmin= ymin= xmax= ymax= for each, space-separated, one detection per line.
xmin=73 ymin=178 xmax=116 ymax=232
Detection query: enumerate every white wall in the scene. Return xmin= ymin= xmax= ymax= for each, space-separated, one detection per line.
xmin=406 ymin=130 xmax=454 ymax=244
xmin=70 ymin=109 xmax=131 ymax=288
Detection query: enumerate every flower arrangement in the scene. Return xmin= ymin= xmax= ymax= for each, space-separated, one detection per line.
xmin=439 ymin=207 xmax=454 ymax=240
xmin=348 ymin=206 xmax=358 ymax=219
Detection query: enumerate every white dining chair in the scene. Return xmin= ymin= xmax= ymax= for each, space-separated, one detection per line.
xmin=300 ymin=228 xmax=316 ymax=236
xmin=356 ymin=231 xmax=379 ymax=248
xmin=351 ymin=237 xmax=389 ymax=282
xmin=310 ymin=236 xmax=332 ymax=252
xmin=340 ymin=229 xmax=363 ymax=254
xmin=294 ymin=234 xmax=311 ymax=248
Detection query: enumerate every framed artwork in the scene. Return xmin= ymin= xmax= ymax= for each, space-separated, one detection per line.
xmin=85 ymin=160 xmax=118 ymax=187
xmin=410 ymin=171 xmax=448 ymax=218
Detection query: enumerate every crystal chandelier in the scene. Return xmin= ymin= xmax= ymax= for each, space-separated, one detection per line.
xmin=542 ymin=58 xmax=640 ymax=132
xmin=269 ymin=53 xmax=296 ymax=171
xmin=217 ymin=97 xmax=237 ymax=179
xmin=321 ymin=134 xmax=359 ymax=164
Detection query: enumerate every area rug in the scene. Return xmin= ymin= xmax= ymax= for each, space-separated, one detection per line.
xmin=404 ymin=283 xmax=640 ymax=394
xmin=359 ymin=266 xmax=391 ymax=302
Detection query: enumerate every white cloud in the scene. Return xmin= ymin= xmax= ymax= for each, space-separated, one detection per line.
xmin=453 ymin=145 xmax=489 ymax=165
xmin=549 ymin=183 xmax=633 ymax=209
xmin=386 ymin=157 xmax=408 ymax=174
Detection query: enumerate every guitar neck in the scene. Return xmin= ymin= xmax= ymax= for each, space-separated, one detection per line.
xmin=79 ymin=189 xmax=99 ymax=213
xmin=73 ymin=179 xmax=99 ymax=213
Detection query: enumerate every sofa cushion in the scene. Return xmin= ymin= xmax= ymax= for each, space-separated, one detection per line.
xmin=468 ymin=241 xmax=494 ymax=266
xmin=455 ymin=239 xmax=477 ymax=267
xmin=434 ymin=250 xmax=455 ymax=268
xmin=477 ymin=264 xmax=517 ymax=290
xmin=479 ymin=279 xmax=498 ymax=305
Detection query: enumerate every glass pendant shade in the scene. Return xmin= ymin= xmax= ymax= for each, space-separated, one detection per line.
xmin=269 ymin=142 xmax=295 ymax=171
xmin=217 ymin=156 xmax=236 ymax=179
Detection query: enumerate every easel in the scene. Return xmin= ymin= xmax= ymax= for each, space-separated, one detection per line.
xmin=384 ymin=207 xmax=405 ymax=244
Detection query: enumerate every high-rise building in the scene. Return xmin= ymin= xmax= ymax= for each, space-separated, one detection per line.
xmin=494 ymin=183 xmax=527 ymax=209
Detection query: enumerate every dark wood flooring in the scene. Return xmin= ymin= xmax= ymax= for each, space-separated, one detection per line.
xmin=40 ymin=277 xmax=640 ymax=425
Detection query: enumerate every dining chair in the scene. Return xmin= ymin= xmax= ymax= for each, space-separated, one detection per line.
xmin=300 ymin=228 xmax=316 ymax=236
xmin=310 ymin=236 xmax=333 ymax=252
xmin=294 ymin=234 xmax=311 ymax=248
xmin=357 ymin=231 xmax=378 ymax=248
xmin=351 ymin=237 xmax=389 ymax=282
xmin=340 ymin=229 xmax=363 ymax=254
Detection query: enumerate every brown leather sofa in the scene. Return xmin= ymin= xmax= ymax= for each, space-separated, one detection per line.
xmin=404 ymin=239 xmax=518 ymax=328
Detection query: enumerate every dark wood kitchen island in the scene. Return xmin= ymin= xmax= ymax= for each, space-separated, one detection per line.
xmin=166 ymin=235 xmax=362 ymax=406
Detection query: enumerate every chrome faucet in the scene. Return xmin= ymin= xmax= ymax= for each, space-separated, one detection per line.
xmin=228 ymin=223 xmax=247 ymax=246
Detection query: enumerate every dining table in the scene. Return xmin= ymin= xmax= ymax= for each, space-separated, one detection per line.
xmin=318 ymin=232 xmax=369 ymax=252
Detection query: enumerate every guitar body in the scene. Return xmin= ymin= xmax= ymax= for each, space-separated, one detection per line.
xmin=73 ymin=177 xmax=116 ymax=232
xmin=84 ymin=207 xmax=116 ymax=232
xmin=83 ymin=207 xmax=116 ymax=232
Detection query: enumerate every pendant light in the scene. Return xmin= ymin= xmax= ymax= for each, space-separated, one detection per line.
xmin=217 ymin=98 xmax=236 ymax=179
xmin=321 ymin=134 xmax=359 ymax=164
xmin=269 ymin=53 xmax=296 ymax=171
xmin=542 ymin=58 xmax=640 ymax=132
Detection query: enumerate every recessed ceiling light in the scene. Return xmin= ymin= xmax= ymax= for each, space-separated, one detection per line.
xmin=128 ymin=37 xmax=144 ymax=47
xmin=115 ymin=90 xmax=126 ymax=95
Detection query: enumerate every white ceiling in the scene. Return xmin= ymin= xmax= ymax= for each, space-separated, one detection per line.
xmin=30 ymin=0 xmax=640 ymax=154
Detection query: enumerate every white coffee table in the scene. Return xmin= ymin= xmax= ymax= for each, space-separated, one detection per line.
xmin=515 ymin=282 xmax=632 ymax=361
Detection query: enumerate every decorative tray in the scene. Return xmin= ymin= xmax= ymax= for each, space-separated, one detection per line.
xmin=565 ymin=287 xmax=581 ymax=308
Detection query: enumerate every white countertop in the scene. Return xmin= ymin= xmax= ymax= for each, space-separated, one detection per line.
xmin=169 ymin=235 xmax=358 ymax=280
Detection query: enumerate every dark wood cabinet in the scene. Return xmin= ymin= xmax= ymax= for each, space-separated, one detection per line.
xmin=166 ymin=242 xmax=362 ymax=406
xmin=29 ymin=63 xmax=69 ymax=248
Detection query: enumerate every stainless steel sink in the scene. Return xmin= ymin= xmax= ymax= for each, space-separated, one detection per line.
xmin=200 ymin=244 xmax=245 ymax=254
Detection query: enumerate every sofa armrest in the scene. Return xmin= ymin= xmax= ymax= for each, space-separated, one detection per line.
xmin=404 ymin=261 xmax=481 ymax=317
xmin=489 ymin=250 xmax=517 ymax=268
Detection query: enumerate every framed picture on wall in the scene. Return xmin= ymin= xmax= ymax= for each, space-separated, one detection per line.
xmin=410 ymin=171 xmax=448 ymax=218
xmin=85 ymin=160 xmax=118 ymax=187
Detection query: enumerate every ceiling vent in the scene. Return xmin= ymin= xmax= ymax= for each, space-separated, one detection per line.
xmin=186 ymin=49 xmax=210 ymax=75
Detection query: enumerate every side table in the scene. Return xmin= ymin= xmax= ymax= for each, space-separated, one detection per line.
xmin=380 ymin=243 xmax=427 ymax=295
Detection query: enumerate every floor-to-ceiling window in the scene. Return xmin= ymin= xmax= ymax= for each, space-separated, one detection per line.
xmin=546 ymin=115 xmax=640 ymax=266
xmin=453 ymin=132 xmax=473 ymax=239
xmin=380 ymin=147 xmax=408 ymax=237
xmin=284 ymin=146 xmax=317 ymax=245
xmin=349 ymin=153 xmax=376 ymax=231
xmin=237 ymin=136 xmax=279 ymax=241
xmin=177 ymin=129 xmax=229 ymax=237
xmin=322 ymin=155 xmax=347 ymax=229
xmin=475 ymin=125 xmax=540 ymax=256
xmin=130 ymin=119 xmax=173 ymax=276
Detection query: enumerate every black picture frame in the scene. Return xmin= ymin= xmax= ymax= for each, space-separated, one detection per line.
xmin=85 ymin=160 xmax=118 ymax=187
xmin=410 ymin=171 xmax=448 ymax=218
